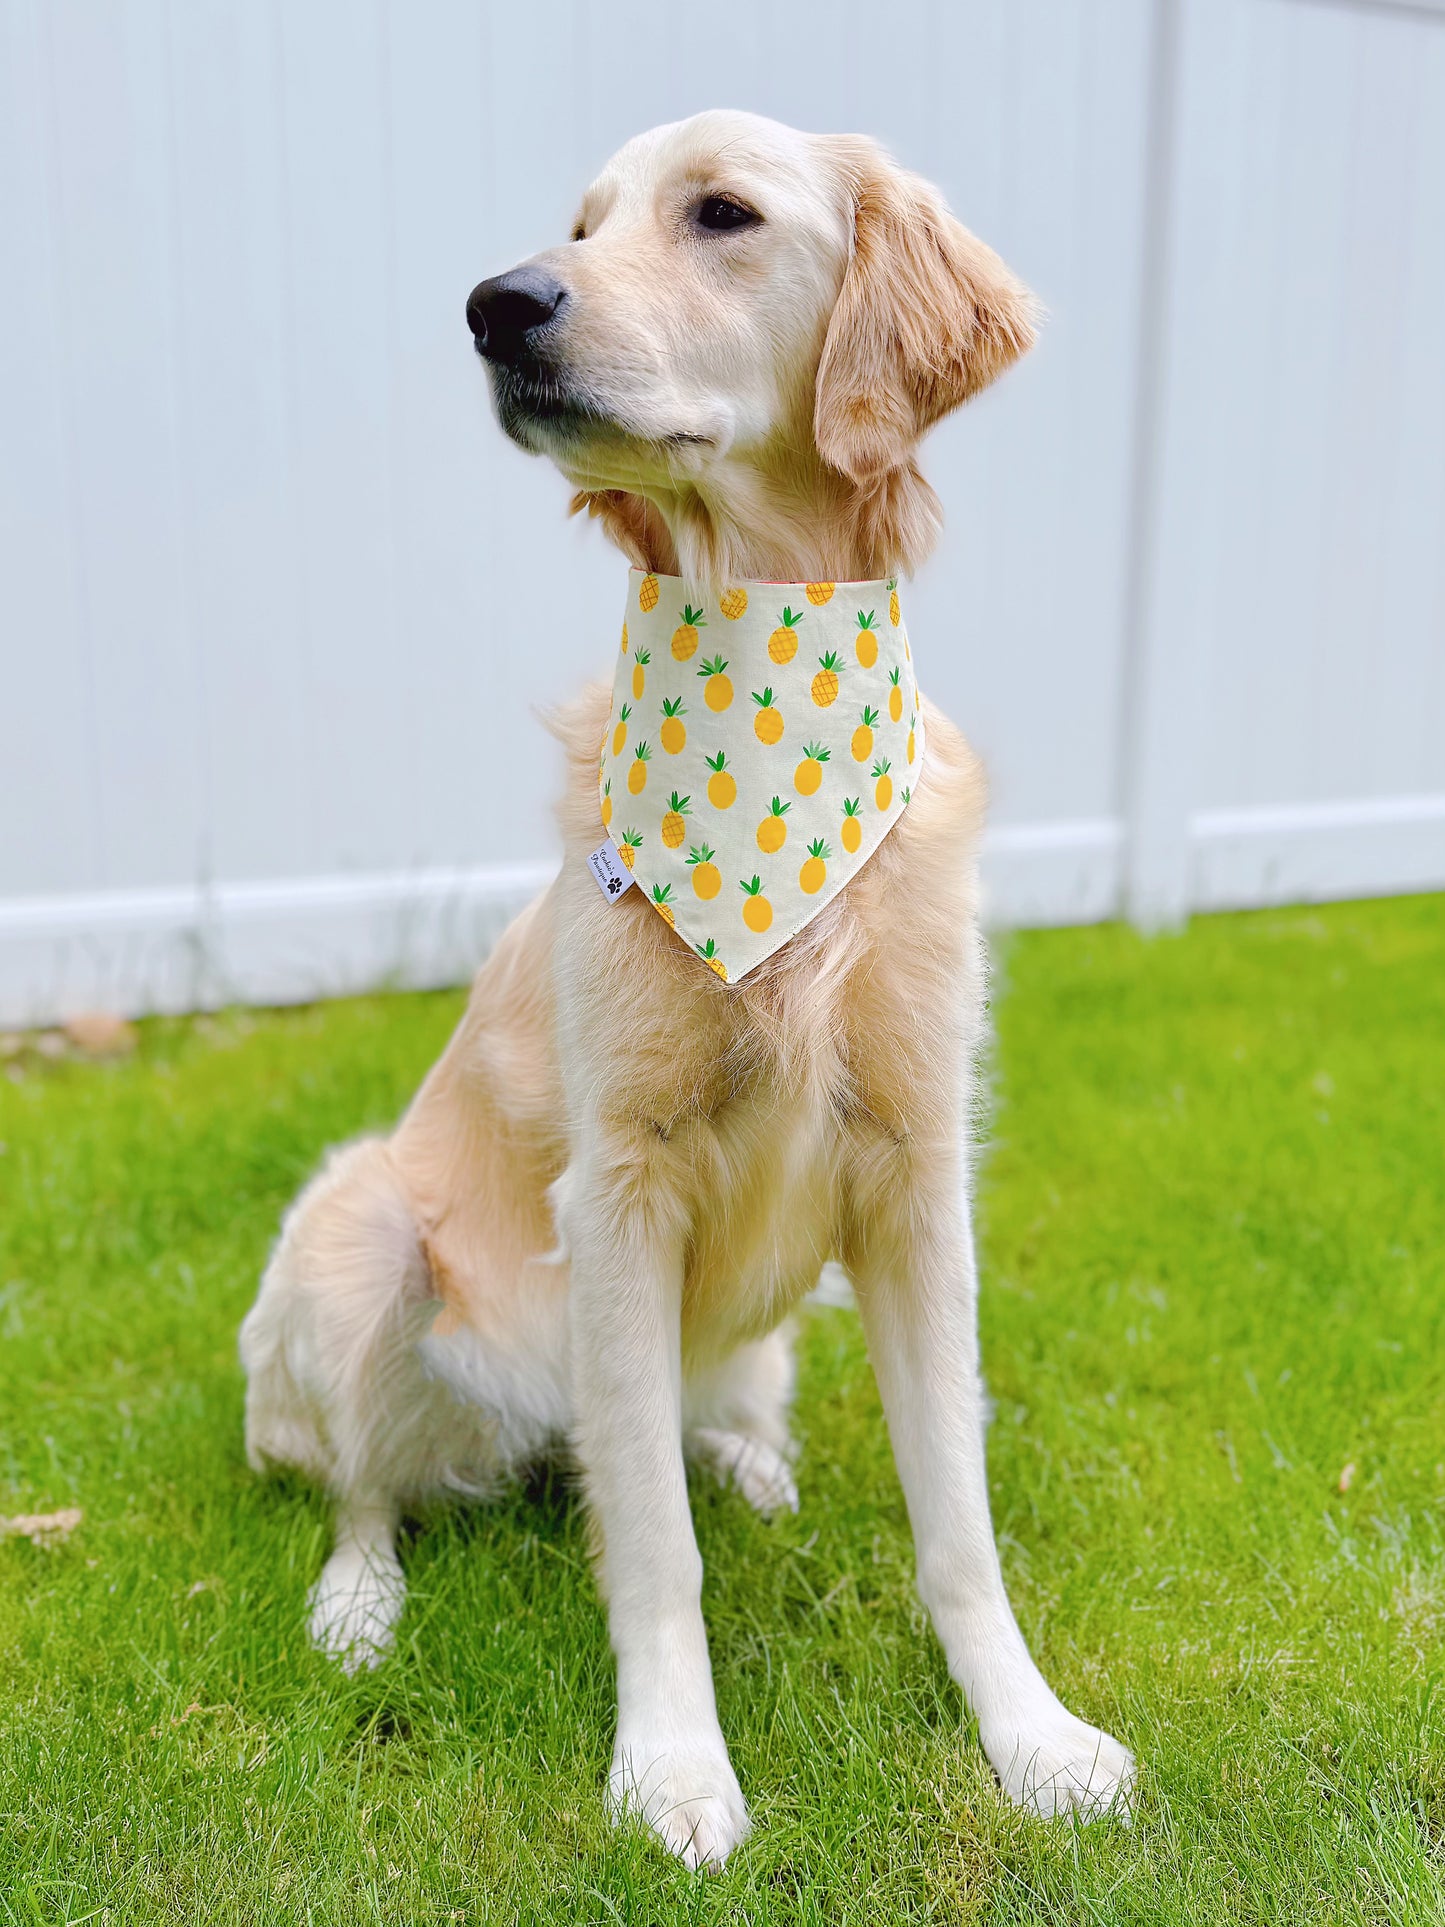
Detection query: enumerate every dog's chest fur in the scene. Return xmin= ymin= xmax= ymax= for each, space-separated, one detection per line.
xmin=542 ymin=684 xmax=990 ymax=1355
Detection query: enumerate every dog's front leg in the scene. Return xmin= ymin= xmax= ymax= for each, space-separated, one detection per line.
xmin=850 ymin=1169 xmax=1135 ymax=1821
xmin=557 ymin=1144 xmax=750 ymax=1870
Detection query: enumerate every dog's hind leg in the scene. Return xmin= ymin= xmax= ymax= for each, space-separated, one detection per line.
xmin=241 ymin=1136 xmax=470 ymax=1671
xmin=684 ymin=1327 xmax=799 ymax=1517
xmin=307 ymin=1494 xmax=406 ymax=1673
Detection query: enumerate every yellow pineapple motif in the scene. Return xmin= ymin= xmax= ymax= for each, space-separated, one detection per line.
xmin=620 ymin=619 xmax=629 ymax=656
xmin=696 ymin=937 xmax=727 ymax=981
xmin=698 ymin=656 xmax=733 ymax=711
xmin=794 ymin=742 xmax=830 ymax=796
xmin=888 ymin=667 xmax=903 ymax=723
xmin=659 ymin=696 xmax=687 ymax=754
xmin=687 ymin=843 xmax=721 ymax=900
xmin=600 ymin=777 xmax=612 ymax=828
xmin=805 ymin=581 xmax=836 ymax=606
xmin=661 ymin=791 xmax=691 ymax=847
xmin=872 ymin=758 xmax=893 ymax=810
xmin=854 ymin=610 xmax=878 ymax=667
xmin=768 ymin=608 xmax=802 ymax=665
xmin=651 ymin=882 xmax=675 ymax=928
xmin=739 ymin=876 xmax=773 ymax=933
xmin=799 ymin=838 xmax=830 ymax=895
xmin=704 ymin=751 xmax=736 ymax=809
xmin=841 ymin=797 xmax=862 ymax=853
xmin=612 ymin=703 xmax=631 ymax=756
xmin=757 ymin=796 xmax=790 ymax=852
xmin=628 ymin=742 xmax=651 ymax=794
xmin=632 ymin=649 xmax=650 ymax=700
xmin=811 ymin=652 xmax=842 ymax=707
xmin=618 ymin=828 xmax=643 ymax=869
xmin=907 ymin=724 xmax=916 ymax=764
xmin=887 ymin=576 xmax=900 ymax=626
xmin=752 ymin=687 xmax=784 ymax=744
xmin=671 ymin=604 xmax=705 ymax=661
xmin=719 ymin=586 xmax=748 ymax=620
xmin=639 ymin=572 xmax=660 ymax=613
xmin=852 ymin=706 xmax=878 ymax=763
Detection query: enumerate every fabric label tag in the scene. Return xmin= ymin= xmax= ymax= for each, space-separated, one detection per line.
xmin=587 ymin=839 xmax=636 ymax=902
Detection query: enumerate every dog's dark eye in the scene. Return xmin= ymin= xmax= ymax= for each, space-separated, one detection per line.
xmin=694 ymin=194 xmax=760 ymax=233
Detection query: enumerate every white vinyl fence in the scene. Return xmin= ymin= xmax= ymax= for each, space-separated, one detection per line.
xmin=3 ymin=0 xmax=1443 ymax=1023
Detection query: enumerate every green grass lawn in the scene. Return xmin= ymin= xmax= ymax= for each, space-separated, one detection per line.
xmin=2 ymin=897 xmax=1443 ymax=1925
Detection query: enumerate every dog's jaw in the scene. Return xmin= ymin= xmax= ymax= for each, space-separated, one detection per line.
xmin=486 ymin=359 xmax=615 ymax=456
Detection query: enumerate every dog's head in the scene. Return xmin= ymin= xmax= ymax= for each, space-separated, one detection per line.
xmin=466 ymin=110 xmax=1035 ymax=573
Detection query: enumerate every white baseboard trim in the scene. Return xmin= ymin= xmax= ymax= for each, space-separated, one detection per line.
xmin=1190 ymin=793 xmax=1445 ymax=911
xmin=2 ymin=797 xmax=1440 ymax=1025
xmin=978 ymin=817 xmax=1125 ymax=928
xmin=0 ymin=865 xmax=554 ymax=1027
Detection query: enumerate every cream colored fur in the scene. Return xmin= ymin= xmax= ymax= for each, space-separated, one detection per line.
xmin=240 ymin=109 xmax=1133 ymax=1868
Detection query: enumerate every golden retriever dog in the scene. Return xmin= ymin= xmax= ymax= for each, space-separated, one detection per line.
xmin=240 ymin=108 xmax=1134 ymax=1867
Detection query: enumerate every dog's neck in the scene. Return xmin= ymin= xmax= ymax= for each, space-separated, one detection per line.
xmin=573 ymin=446 xmax=943 ymax=587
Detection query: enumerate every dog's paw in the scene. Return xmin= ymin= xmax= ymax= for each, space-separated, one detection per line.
xmin=307 ymin=1542 xmax=406 ymax=1674
xmin=983 ymin=1701 xmax=1135 ymax=1821
xmin=607 ymin=1734 xmax=751 ymax=1869
xmin=689 ymin=1428 xmax=799 ymax=1518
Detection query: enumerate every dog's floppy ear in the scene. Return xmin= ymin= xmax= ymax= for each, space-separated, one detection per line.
xmin=814 ymin=140 xmax=1037 ymax=484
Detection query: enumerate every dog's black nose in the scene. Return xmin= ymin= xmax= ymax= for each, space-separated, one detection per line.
xmin=466 ymin=268 xmax=567 ymax=362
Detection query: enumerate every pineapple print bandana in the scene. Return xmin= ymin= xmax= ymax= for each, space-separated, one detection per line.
xmin=597 ymin=570 xmax=923 ymax=983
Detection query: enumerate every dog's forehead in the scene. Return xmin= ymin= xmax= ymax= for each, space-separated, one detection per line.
xmin=581 ymin=110 xmax=841 ymax=225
